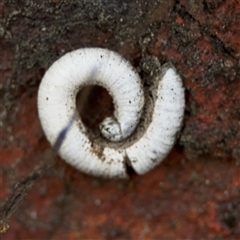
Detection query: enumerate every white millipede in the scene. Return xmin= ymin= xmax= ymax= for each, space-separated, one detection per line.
xmin=38 ymin=48 xmax=185 ymax=179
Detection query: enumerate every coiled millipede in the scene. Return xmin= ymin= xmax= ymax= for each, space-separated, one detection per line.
xmin=38 ymin=48 xmax=185 ymax=179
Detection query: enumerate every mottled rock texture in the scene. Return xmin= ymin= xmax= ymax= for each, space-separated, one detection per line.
xmin=1 ymin=0 xmax=240 ymax=239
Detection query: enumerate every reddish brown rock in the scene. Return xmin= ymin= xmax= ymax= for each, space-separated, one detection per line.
xmin=1 ymin=1 xmax=240 ymax=239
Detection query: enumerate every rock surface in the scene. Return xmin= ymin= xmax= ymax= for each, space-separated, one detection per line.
xmin=1 ymin=1 xmax=240 ymax=239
